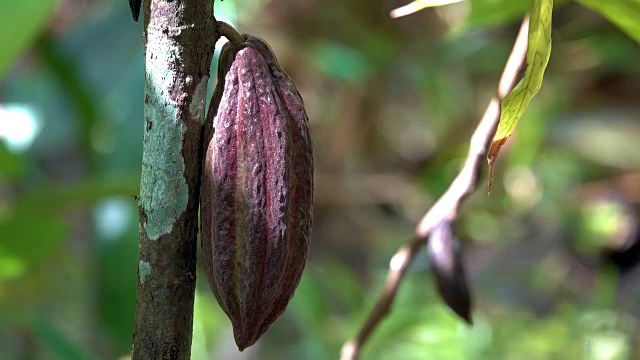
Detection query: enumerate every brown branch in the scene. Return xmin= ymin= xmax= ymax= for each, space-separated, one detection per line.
xmin=340 ymin=16 xmax=531 ymax=360
xmin=131 ymin=1 xmax=216 ymax=359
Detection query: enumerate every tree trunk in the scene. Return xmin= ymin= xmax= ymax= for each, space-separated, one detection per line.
xmin=131 ymin=0 xmax=217 ymax=358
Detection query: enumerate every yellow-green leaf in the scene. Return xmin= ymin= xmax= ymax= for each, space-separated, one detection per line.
xmin=488 ymin=0 xmax=552 ymax=172
xmin=0 ymin=0 xmax=57 ymax=80
xmin=576 ymin=0 xmax=640 ymax=45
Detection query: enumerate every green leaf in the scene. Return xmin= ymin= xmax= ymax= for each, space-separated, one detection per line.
xmin=0 ymin=207 xmax=67 ymax=264
xmin=0 ymin=175 xmax=139 ymax=278
xmin=466 ymin=0 xmax=533 ymax=28
xmin=0 ymin=142 xmax=26 ymax=180
xmin=0 ymin=0 xmax=57 ymax=80
xmin=28 ymin=316 xmax=100 ymax=360
xmin=19 ymin=175 xmax=141 ymax=210
xmin=97 ymin=228 xmax=138 ymax=352
xmin=311 ymin=41 xmax=374 ymax=83
xmin=489 ymin=0 xmax=552 ymax=165
xmin=495 ymin=0 xmax=552 ymax=141
xmin=576 ymin=0 xmax=640 ymax=45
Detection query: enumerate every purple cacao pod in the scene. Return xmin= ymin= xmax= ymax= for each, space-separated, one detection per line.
xmin=201 ymin=35 xmax=313 ymax=351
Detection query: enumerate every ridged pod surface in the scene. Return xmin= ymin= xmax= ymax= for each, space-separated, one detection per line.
xmin=201 ymin=35 xmax=313 ymax=351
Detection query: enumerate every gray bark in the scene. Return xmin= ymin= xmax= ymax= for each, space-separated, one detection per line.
xmin=132 ymin=1 xmax=217 ymax=358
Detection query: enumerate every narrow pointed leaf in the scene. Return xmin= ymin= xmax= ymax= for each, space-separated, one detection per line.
xmin=488 ymin=0 xmax=553 ymax=179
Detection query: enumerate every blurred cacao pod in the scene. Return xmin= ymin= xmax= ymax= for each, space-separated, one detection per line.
xmin=201 ymin=35 xmax=313 ymax=351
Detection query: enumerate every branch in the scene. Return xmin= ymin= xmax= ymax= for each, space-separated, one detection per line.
xmin=340 ymin=16 xmax=530 ymax=360
xmin=131 ymin=1 xmax=216 ymax=359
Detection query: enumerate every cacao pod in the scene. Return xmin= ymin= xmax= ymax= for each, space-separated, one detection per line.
xmin=201 ymin=35 xmax=313 ymax=351
xmin=428 ymin=219 xmax=472 ymax=324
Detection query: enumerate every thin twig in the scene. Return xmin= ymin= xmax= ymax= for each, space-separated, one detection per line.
xmin=340 ymin=16 xmax=531 ymax=360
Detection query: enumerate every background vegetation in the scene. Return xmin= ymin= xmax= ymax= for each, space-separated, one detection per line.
xmin=1 ymin=0 xmax=639 ymax=359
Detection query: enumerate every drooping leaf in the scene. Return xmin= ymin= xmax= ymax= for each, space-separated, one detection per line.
xmin=576 ymin=0 xmax=640 ymax=45
xmin=488 ymin=0 xmax=553 ymax=189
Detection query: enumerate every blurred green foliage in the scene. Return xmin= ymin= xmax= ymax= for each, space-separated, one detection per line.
xmin=1 ymin=0 xmax=640 ymax=359
xmin=0 ymin=0 xmax=57 ymax=80
xmin=576 ymin=0 xmax=640 ymax=44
